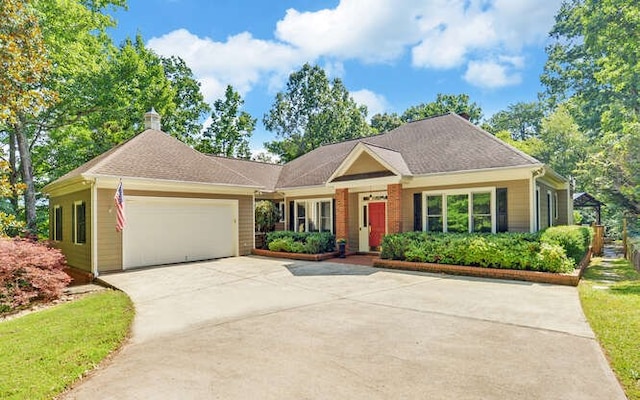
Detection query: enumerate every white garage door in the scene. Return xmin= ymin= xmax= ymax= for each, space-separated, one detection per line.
xmin=123 ymin=197 xmax=238 ymax=269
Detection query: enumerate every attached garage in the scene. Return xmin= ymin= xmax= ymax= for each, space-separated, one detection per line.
xmin=123 ymin=197 xmax=238 ymax=269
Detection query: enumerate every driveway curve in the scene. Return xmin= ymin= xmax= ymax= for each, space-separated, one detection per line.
xmin=63 ymin=256 xmax=625 ymax=400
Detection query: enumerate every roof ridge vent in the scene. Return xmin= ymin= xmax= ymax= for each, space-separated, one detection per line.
xmin=144 ymin=108 xmax=161 ymax=131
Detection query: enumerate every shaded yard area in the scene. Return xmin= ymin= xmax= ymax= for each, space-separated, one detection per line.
xmin=0 ymin=290 xmax=133 ymax=400
xmin=580 ymin=245 xmax=640 ymax=400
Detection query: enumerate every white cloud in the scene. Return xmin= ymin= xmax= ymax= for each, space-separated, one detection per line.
xmin=463 ymin=59 xmax=522 ymax=88
xmin=351 ymin=89 xmax=389 ymax=119
xmin=146 ymin=0 xmax=562 ymax=99
xmin=147 ymin=29 xmax=302 ymax=102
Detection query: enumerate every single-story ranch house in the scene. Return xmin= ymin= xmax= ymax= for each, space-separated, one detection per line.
xmin=43 ymin=111 xmax=571 ymax=277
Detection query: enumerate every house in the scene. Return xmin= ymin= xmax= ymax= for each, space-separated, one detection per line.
xmin=43 ymin=111 xmax=572 ymax=276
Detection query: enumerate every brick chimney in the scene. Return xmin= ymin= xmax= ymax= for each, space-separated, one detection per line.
xmin=144 ymin=108 xmax=161 ymax=131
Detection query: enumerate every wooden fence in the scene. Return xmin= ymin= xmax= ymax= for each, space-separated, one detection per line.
xmin=623 ymin=218 xmax=640 ymax=271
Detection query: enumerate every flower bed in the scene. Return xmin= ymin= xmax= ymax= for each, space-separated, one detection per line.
xmin=380 ymin=226 xmax=591 ymax=275
xmin=265 ymin=231 xmax=335 ymax=254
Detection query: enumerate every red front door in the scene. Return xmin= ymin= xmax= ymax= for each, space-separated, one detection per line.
xmin=368 ymin=202 xmax=386 ymax=248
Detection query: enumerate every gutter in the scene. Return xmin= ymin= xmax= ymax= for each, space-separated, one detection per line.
xmin=530 ymin=167 xmax=545 ymax=232
xmin=90 ymin=179 xmax=99 ymax=278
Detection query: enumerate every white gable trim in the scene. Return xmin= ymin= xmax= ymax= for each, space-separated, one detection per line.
xmin=326 ymin=142 xmax=406 ymax=184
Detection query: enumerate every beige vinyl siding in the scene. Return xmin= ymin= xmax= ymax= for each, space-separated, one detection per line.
xmin=556 ymin=189 xmax=569 ymax=225
xmin=49 ymin=189 xmax=92 ymax=272
xmin=401 ymin=179 xmax=531 ymax=233
xmin=536 ymin=181 xmax=562 ymax=230
xmin=96 ymin=189 xmax=254 ymax=273
xmin=344 ymin=152 xmax=388 ymax=175
xmin=96 ymin=188 xmax=123 ymax=272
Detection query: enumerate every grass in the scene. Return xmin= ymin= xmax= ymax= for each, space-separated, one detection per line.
xmin=0 ymin=290 xmax=134 ymax=400
xmin=580 ymin=256 xmax=640 ymax=400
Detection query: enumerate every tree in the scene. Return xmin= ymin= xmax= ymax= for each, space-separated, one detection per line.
xmin=0 ymin=0 xmax=55 ymax=125
xmin=197 ymin=85 xmax=255 ymax=159
xmin=0 ymin=0 xmax=56 ymax=235
xmin=542 ymin=0 xmax=640 ymax=220
xmin=401 ymin=94 xmax=483 ymax=124
xmin=0 ymin=160 xmax=25 ymax=236
xmin=484 ymin=102 xmax=545 ymax=140
xmin=255 ymin=200 xmax=279 ymax=233
xmin=370 ymin=112 xmax=403 ymax=133
xmin=263 ymin=63 xmax=371 ymax=162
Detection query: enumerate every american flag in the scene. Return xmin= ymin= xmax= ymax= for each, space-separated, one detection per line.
xmin=114 ymin=181 xmax=126 ymax=232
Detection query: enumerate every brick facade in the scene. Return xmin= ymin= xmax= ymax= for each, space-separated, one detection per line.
xmin=335 ymin=188 xmax=349 ymax=249
xmin=387 ymin=183 xmax=402 ymax=234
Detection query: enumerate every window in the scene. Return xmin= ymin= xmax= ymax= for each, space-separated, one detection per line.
xmin=426 ymin=195 xmax=443 ymax=232
xmin=73 ymin=201 xmax=86 ymax=244
xmin=554 ymin=192 xmax=559 ymax=220
xmin=294 ymin=199 xmax=333 ymax=233
xmin=447 ymin=194 xmax=469 ymax=233
xmin=423 ymin=189 xmax=495 ymax=233
xmin=472 ymin=192 xmax=492 ymax=233
xmin=52 ymin=205 xmax=62 ymax=241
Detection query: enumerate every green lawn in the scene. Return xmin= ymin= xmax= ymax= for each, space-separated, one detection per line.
xmin=0 ymin=290 xmax=134 ymax=400
xmin=580 ymin=256 xmax=640 ymax=400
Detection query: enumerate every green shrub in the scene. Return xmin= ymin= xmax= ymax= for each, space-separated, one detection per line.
xmin=268 ymin=238 xmax=293 ymax=252
xmin=534 ymin=243 xmax=575 ymax=273
xmin=265 ymin=231 xmax=335 ymax=254
xmin=540 ymin=226 xmax=591 ymax=264
xmin=380 ymin=231 xmax=576 ymax=273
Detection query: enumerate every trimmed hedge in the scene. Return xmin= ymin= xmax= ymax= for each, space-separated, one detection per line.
xmin=540 ymin=226 xmax=591 ymax=265
xmin=266 ymin=231 xmax=335 ymax=254
xmin=380 ymin=226 xmax=591 ymax=274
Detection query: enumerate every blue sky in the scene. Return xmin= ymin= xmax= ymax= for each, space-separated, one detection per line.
xmin=107 ymin=0 xmax=563 ymax=153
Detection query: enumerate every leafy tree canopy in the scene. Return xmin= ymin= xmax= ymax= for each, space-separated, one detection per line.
xmin=263 ymin=63 xmax=371 ymax=162
xmin=401 ymin=93 xmax=483 ymax=124
xmin=197 ymin=85 xmax=255 ymax=159
xmin=542 ymin=0 xmax=640 ymax=221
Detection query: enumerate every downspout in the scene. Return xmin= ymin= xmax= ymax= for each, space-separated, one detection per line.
xmin=529 ymin=167 xmax=545 ymax=233
xmin=90 ymin=179 xmax=99 ymax=278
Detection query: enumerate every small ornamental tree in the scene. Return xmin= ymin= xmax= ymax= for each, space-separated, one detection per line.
xmin=0 ymin=238 xmax=70 ymax=313
xmin=255 ymin=200 xmax=279 ymax=233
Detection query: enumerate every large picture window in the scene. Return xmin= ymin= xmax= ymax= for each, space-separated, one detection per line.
xmin=423 ymin=189 xmax=495 ymax=233
xmin=73 ymin=201 xmax=86 ymax=244
xmin=294 ymin=199 xmax=333 ymax=233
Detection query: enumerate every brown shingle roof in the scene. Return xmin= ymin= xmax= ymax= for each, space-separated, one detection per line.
xmin=276 ymin=113 xmax=541 ymax=188
xmin=49 ymin=113 xmax=543 ymax=193
xmin=52 ymin=129 xmax=281 ymax=190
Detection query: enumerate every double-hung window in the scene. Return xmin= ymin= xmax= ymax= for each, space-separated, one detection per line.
xmin=73 ymin=201 xmax=86 ymax=244
xmin=424 ymin=189 xmax=495 ymax=233
xmin=294 ymin=199 xmax=333 ymax=233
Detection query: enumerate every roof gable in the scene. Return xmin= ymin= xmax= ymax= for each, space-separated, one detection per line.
xmin=47 ymin=130 xmax=281 ymax=191
xmin=327 ymin=142 xmax=409 ymax=183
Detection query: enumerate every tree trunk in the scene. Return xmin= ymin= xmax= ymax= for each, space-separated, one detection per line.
xmin=14 ymin=121 xmax=38 ymax=236
xmin=8 ymin=131 xmax=20 ymax=213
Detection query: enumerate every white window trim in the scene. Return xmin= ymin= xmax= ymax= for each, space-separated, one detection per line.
xmin=294 ymin=198 xmax=333 ymax=233
xmin=52 ymin=205 xmax=62 ymax=241
xmin=423 ymin=187 xmax=496 ymax=233
xmin=554 ymin=192 xmax=559 ymax=220
xmin=73 ymin=200 xmax=86 ymax=245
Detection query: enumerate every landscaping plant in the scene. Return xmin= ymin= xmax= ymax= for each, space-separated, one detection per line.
xmin=381 ymin=226 xmax=590 ymax=274
xmin=0 ymin=238 xmax=70 ymax=313
xmin=266 ymin=231 xmax=335 ymax=254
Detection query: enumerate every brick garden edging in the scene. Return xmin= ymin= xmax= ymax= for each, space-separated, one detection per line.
xmin=251 ymin=248 xmax=339 ymax=261
xmin=373 ymin=247 xmax=593 ymax=286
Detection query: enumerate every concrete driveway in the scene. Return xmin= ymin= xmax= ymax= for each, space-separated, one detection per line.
xmin=63 ymin=257 xmax=625 ymax=400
